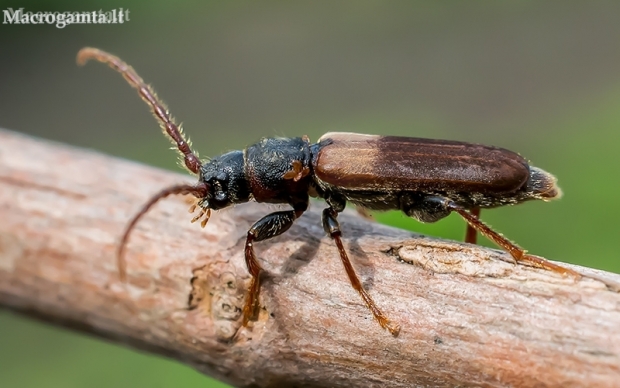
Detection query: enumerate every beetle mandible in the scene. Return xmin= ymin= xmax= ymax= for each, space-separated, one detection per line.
xmin=78 ymin=47 xmax=579 ymax=336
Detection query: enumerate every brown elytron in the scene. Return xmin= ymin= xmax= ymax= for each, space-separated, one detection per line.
xmin=78 ymin=48 xmax=579 ymax=337
xmin=314 ymin=133 xmax=530 ymax=193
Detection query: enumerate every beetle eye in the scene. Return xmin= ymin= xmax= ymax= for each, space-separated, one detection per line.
xmin=210 ymin=179 xmax=227 ymax=202
xmin=215 ymin=191 xmax=227 ymax=202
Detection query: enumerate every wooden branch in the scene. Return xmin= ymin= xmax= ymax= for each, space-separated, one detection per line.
xmin=1 ymin=128 xmax=619 ymax=388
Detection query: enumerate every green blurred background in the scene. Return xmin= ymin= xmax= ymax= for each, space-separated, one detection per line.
xmin=1 ymin=1 xmax=620 ymax=387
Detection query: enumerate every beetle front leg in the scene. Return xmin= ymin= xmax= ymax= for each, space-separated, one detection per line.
xmin=243 ymin=208 xmax=304 ymax=326
xmin=322 ymin=206 xmax=401 ymax=336
xmin=423 ymin=196 xmax=581 ymax=279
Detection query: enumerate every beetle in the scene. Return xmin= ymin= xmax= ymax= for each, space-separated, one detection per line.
xmin=77 ymin=47 xmax=579 ymax=336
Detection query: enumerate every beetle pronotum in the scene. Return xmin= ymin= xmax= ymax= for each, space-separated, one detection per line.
xmin=78 ymin=47 xmax=579 ymax=336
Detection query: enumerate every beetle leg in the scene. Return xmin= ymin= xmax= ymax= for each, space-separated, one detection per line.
xmin=464 ymin=207 xmax=480 ymax=244
xmin=242 ymin=206 xmax=306 ymax=326
xmin=322 ymin=207 xmax=401 ymax=336
xmin=424 ymin=197 xmax=581 ymax=279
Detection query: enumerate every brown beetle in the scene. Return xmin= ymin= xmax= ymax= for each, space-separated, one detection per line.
xmin=78 ymin=47 xmax=578 ymax=336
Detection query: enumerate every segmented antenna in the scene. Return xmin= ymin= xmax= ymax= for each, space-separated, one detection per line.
xmin=116 ymin=183 xmax=208 ymax=282
xmin=77 ymin=47 xmax=202 ymax=174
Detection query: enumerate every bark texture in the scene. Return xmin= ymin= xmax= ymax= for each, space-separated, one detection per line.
xmin=0 ymin=129 xmax=619 ymax=388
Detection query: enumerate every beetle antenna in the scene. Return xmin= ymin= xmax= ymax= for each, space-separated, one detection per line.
xmin=117 ymin=183 xmax=208 ymax=282
xmin=77 ymin=47 xmax=202 ymax=175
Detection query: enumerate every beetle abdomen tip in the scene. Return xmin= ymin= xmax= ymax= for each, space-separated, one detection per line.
xmin=528 ymin=166 xmax=562 ymax=200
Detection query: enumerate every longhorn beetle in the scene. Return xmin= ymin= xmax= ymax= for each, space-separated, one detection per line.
xmin=78 ymin=47 xmax=579 ymax=336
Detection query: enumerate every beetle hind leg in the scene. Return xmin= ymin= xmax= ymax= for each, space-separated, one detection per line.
xmin=464 ymin=207 xmax=480 ymax=244
xmin=424 ymin=196 xmax=581 ymax=279
xmin=322 ymin=206 xmax=400 ymax=336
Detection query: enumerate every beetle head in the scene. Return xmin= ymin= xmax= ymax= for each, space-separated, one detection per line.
xmin=199 ymin=150 xmax=251 ymax=210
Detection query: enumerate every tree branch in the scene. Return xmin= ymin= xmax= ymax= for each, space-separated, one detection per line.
xmin=1 ymin=128 xmax=619 ymax=388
